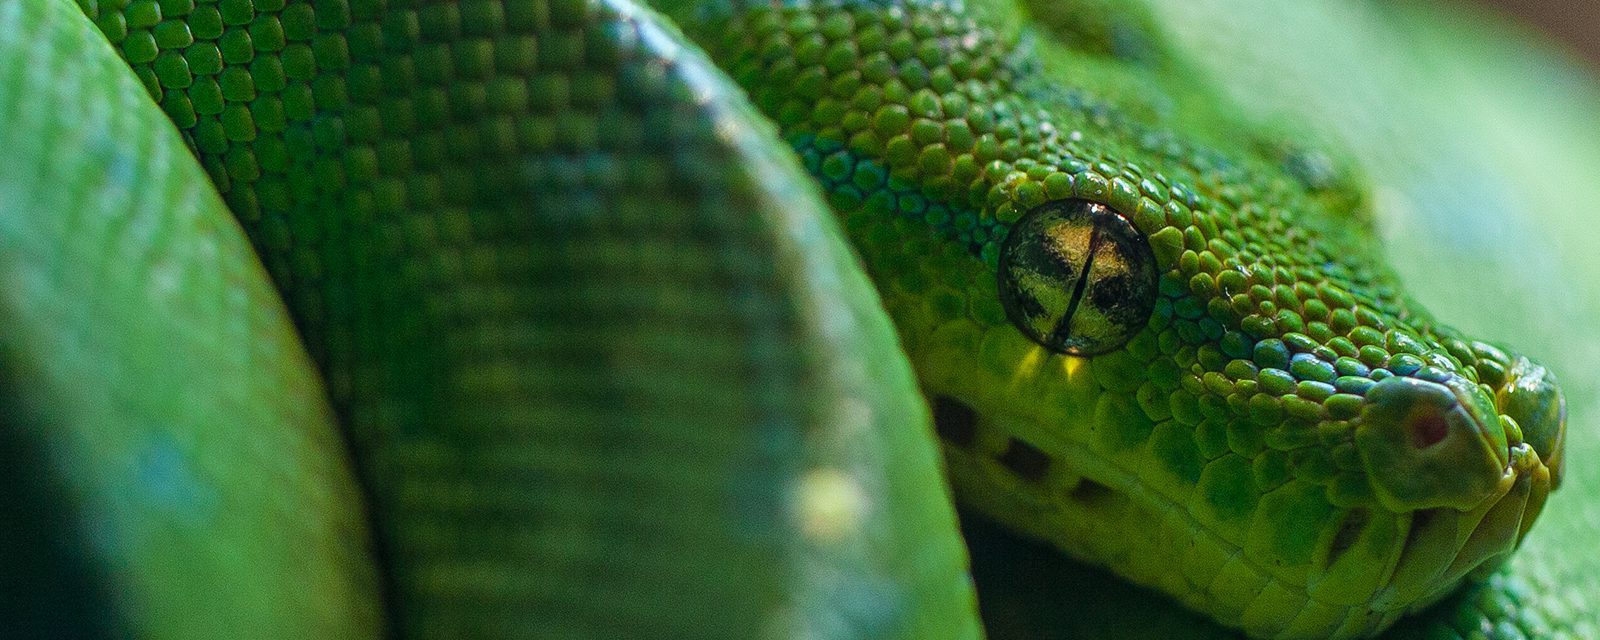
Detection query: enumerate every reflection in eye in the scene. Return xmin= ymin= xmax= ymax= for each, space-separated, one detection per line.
xmin=997 ymin=199 xmax=1159 ymax=356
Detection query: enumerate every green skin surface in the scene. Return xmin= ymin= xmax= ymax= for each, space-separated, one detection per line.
xmin=661 ymin=0 xmax=1576 ymax=636
xmin=0 ymin=0 xmax=1595 ymax=637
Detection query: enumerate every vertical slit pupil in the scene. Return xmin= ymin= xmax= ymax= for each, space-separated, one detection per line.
xmin=1047 ymin=222 xmax=1102 ymax=348
xmin=997 ymin=199 xmax=1158 ymax=356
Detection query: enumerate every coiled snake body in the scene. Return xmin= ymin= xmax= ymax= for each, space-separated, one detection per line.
xmin=0 ymin=0 xmax=1595 ymax=637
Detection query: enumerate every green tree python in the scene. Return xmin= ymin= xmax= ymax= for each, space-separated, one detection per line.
xmin=1 ymin=0 xmax=1596 ymax=636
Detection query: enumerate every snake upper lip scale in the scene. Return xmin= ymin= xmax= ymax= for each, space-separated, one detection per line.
xmin=935 ymin=334 xmax=1566 ymax=636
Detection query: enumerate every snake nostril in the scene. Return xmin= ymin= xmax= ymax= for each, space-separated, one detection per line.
xmin=1410 ymin=414 xmax=1449 ymax=449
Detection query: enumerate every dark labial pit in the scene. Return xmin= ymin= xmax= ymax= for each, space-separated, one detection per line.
xmin=997 ymin=199 xmax=1159 ymax=356
xmin=932 ymin=395 xmax=978 ymax=447
xmin=997 ymin=438 xmax=1051 ymax=482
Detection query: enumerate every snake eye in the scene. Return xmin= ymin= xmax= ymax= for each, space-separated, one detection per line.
xmin=997 ymin=199 xmax=1159 ymax=356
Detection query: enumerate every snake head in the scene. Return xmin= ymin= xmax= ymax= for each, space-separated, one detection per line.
xmin=1339 ymin=339 xmax=1564 ymax=610
xmin=673 ymin=0 xmax=1574 ymax=635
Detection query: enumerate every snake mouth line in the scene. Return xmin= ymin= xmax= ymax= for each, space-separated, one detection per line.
xmin=931 ymin=380 xmax=1561 ymax=634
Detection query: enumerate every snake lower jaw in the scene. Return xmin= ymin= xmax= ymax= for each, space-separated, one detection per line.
xmin=1369 ymin=450 xmax=1556 ymax=617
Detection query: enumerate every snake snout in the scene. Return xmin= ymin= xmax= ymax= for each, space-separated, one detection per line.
xmin=1354 ymin=376 xmax=1510 ymax=512
xmin=1496 ymin=356 xmax=1567 ymax=486
xmin=1354 ymin=364 xmax=1564 ymax=608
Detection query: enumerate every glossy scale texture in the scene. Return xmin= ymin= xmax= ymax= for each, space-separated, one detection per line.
xmin=0 ymin=0 xmax=1595 ymax=637
xmin=655 ymin=0 xmax=1584 ymax=636
xmin=7 ymin=0 xmax=977 ymax=636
